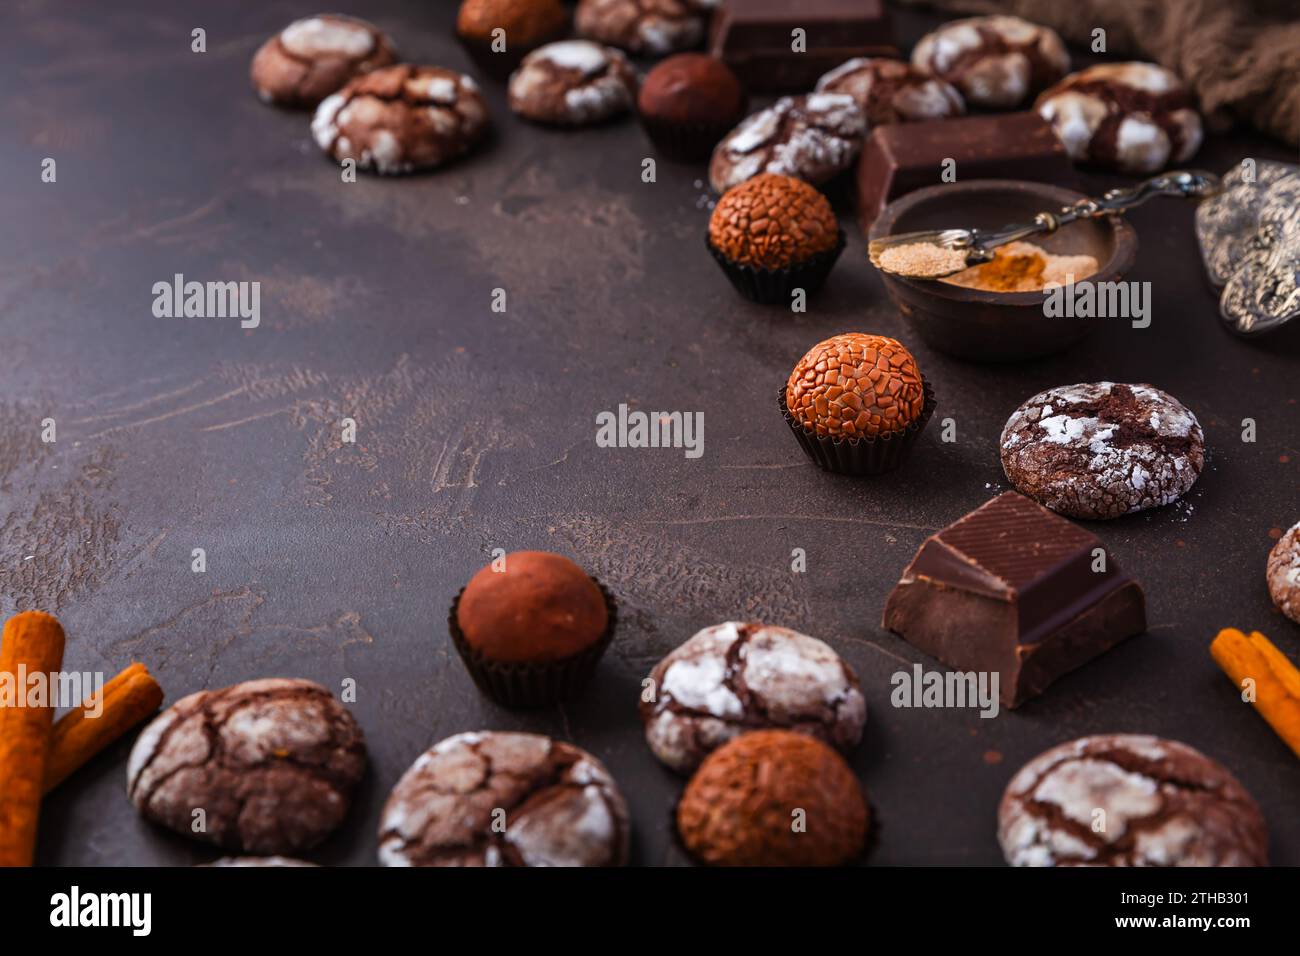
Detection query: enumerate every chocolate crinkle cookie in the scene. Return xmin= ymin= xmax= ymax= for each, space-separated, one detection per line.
xmin=911 ymin=15 xmax=1068 ymax=110
xmin=576 ymin=0 xmax=705 ymax=56
xmin=1000 ymin=382 xmax=1205 ymax=520
xmin=378 ymin=731 xmax=629 ymax=866
xmin=816 ymin=57 xmax=964 ymax=127
xmin=127 ymin=678 xmax=366 ymax=855
xmin=1267 ymin=521 xmax=1300 ymax=625
xmin=311 ymin=65 xmax=489 ymax=175
xmin=999 ymin=734 xmax=1268 ymax=866
xmin=1036 ymin=63 xmax=1203 ymax=175
xmin=641 ymin=622 xmax=866 ymax=774
xmin=250 ymin=15 xmax=397 ymax=108
xmin=508 ymin=40 xmax=638 ymax=126
xmin=709 ymin=93 xmax=865 ymax=193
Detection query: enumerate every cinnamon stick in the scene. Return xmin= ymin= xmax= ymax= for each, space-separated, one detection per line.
xmin=43 ymin=662 xmax=164 ymax=794
xmin=1210 ymin=627 xmax=1300 ymax=760
xmin=0 ymin=610 xmax=66 ymax=867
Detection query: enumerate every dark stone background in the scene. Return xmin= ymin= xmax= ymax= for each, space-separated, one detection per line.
xmin=1 ymin=1 xmax=1296 ymax=866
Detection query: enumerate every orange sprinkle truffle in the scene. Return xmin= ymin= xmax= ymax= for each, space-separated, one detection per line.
xmin=786 ymin=332 xmax=925 ymax=439
xmin=708 ymin=173 xmax=839 ymax=271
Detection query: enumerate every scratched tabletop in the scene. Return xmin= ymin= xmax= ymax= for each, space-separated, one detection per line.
xmin=2 ymin=1 xmax=1298 ymax=866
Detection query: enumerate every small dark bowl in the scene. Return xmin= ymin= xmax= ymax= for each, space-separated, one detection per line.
xmin=869 ymin=180 xmax=1138 ymax=362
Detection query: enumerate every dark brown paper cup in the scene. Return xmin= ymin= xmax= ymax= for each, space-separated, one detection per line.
xmin=639 ymin=110 xmax=743 ymax=163
xmin=708 ymin=229 xmax=846 ymax=305
xmin=779 ymin=379 xmax=937 ymax=475
xmin=447 ymin=580 xmax=617 ymax=708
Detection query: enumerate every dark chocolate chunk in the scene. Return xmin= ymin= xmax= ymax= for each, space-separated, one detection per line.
xmin=709 ymin=0 xmax=897 ymax=93
xmin=856 ymin=111 xmax=1075 ymax=233
xmin=881 ymin=492 xmax=1146 ymax=708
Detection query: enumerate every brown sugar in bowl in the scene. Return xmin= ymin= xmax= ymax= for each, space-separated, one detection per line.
xmin=869 ymin=179 xmax=1137 ymax=362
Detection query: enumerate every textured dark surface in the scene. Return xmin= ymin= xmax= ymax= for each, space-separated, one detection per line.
xmin=1 ymin=1 xmax=1297 ymax=866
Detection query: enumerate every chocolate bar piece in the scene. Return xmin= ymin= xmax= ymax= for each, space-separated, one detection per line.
xmin=709 ymin=0 xmax=897 ymax=93
xmin=857 ymin=112 xmax=1075 ymax=233
xmin=882 ymin=492 xmax=1146 ymax=708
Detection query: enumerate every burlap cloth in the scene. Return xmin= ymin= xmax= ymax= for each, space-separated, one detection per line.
xmin=895 ymin=0 xmax=1300 ymax=146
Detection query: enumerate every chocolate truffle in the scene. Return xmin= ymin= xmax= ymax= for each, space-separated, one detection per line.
xmin=815 ymin=57 xmax=964 ymax=126
xmin=677 ymin=730 xmax=868 ymax=866
xmin=786 ymin=333 xmax=925 ymax=439
xmin=451 ymin=551 xmax=615 ymax=707
xmin=576 ymin=0 xmax=705 ymax=56
xmin=999 ymin=382 xmax=1205 ymax=520
xmin=456 ymin=0 xmax=568 ymax=74
xmin=1036 ymin=62 xmax=1203 ymax=174
xmin=458 ymin=551 xmax=608 ymax=663
xmin=379 ymin=732 xmax=630 ymax=866
xmin=311 ymin=65 xmax=489 ymax=175
xmin=1266 ymin=521 xmax=1300 ymax=625
xmin=508 ymin=40 xmax=637 ymax=126
xmin=127 ymin=679 xmax=366 ymax=855
xmin=638 ymin=53 xmax=746 ymax=160
xmin=250 ymin=15 xmax=397 ymax=109
xmin=709 ymin=93 xmax=865 ymax=194
xmin=708 ymin=174 xmax=839 ymax=271
xmin=641 ymin=622 xmax=866 ymax=774
xmin=999 ymin=734 xmax=1268 ymax=866
xmin=911 ymin=15 xmax=1068 ymax=109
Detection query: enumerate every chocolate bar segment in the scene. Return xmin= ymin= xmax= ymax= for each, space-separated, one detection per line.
xmin=709 ymin=0 xmax=896 ymax=93
xmin=882 ymin=492 xmax=1146 ymax=708
xmin=857 ymin=112 xmax=1075 ymax=233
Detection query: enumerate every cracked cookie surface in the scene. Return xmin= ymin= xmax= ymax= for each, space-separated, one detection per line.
xmin=998 ymin=734 xmax=1268 ymax=866
xmin=508 ymin=40 xmax=636 ymax=126
xmin=708 ymin=93 xmax=864 ymax=193
xmin=641 ymin=622 xmax=866 ymax=774
xmin=127 ymin=678 xmax=366 ymax=854
xmin=311 ymin=65 xmax=489 ymax=174
xmin=1000 ymin=382 xmax=1204 ymax=520
xmin=1266 ymin=521 xmax=1300 ymax=624
xmin=250 ymin=14 xmax=397 ymax=108
xmin=378 ymin=731 xmax=629 ymax=866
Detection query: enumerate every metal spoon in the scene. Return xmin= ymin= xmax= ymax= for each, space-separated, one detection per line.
xmin=868 ymin=170 xmax=1223 ymax=279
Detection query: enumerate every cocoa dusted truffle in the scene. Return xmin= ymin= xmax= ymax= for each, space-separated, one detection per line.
xmin=250 ymin=15 xmax=397 ymax=108
xmin=450 ymin=550 xmax=615 ymax=707
xmin=676 ymin=730 xmax=868 ymax=866
xmin=638 ymin=53 xmax=746 ymax=160
xmin=707 ymin=173 xmax=845 ymax=304
xmin=786 ymin=333 xmax=925 ymax=439
xmin=456 ymin=0 xmax=569 ymax=75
